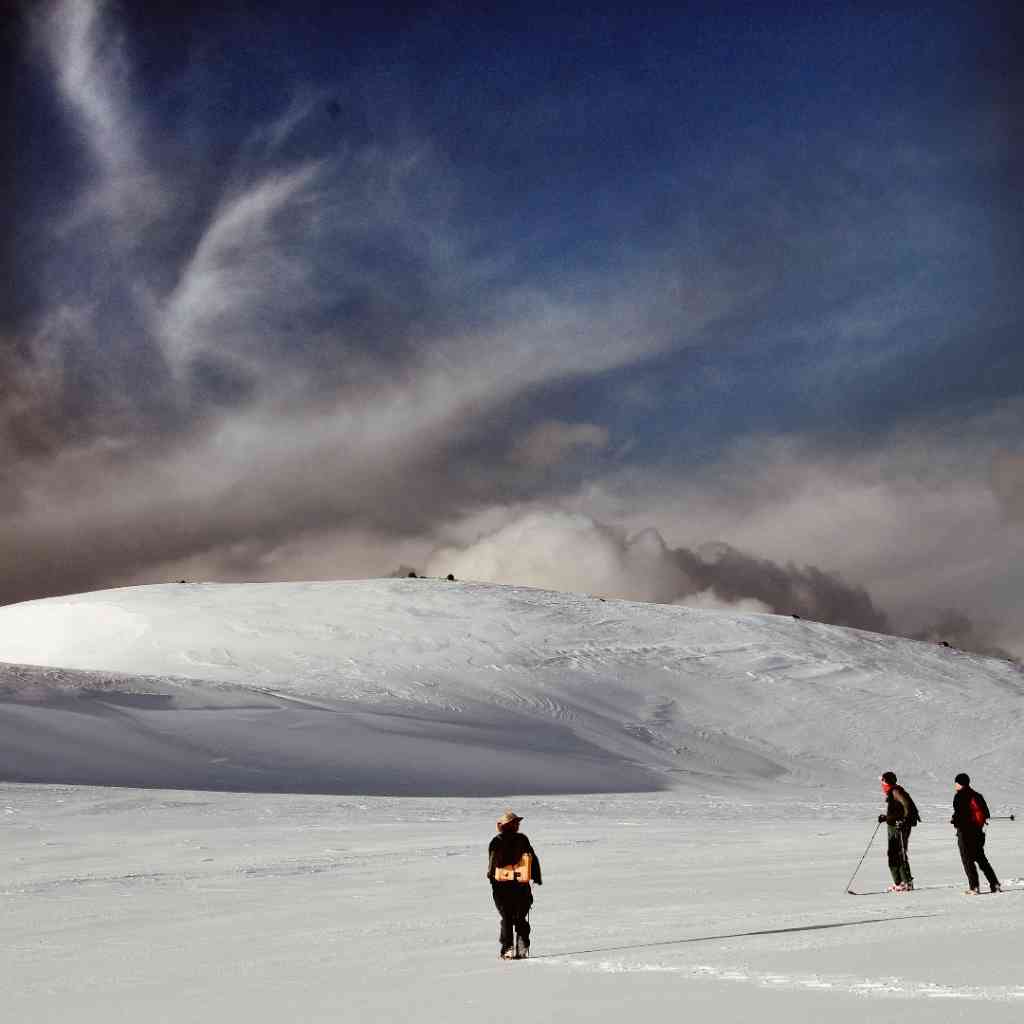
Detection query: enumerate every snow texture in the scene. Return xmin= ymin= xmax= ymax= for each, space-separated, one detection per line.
xmin=1 ymin=578 xmax=1021 ymax=797
xmin=1 ymin=579 xmax=1022 ymax=1021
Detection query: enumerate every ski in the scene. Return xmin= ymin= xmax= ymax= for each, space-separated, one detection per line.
xmin=847 ymin=882 xmax=959 ymax=895
xmin=848 ymin=881 xmax=1020 ymax=896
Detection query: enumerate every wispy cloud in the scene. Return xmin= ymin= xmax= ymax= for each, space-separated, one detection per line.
xmin=39 ymin=0 xmax=166 ymax=229
xmin=158 ymin=163 xmax=324 ymax=379
xmin=1 ymin=4 xmax=1020 ymax=664
xmin=508 ymin=421 xmax=610 ymax=469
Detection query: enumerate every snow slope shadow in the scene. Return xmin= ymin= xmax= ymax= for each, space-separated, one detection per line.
xmin=0 ymin=663 xmax=664 ymax=795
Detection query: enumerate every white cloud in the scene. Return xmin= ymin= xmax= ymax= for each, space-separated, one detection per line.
xmin=426 ymin=510 xmax=691 ymax=602
xmin=676 ymin=590 xmax=772 ymax=615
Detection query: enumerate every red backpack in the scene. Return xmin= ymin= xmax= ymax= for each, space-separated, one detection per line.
xmin=969 ymin=796 xmax=987 ymax=828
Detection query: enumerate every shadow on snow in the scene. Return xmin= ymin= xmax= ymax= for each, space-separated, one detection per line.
xmin=531 ymin=914 xmax=939 ymax=960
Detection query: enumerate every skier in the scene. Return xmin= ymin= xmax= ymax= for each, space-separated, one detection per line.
xmin=488 ymin=810 xmax=542 ymax=959
xmin=951 ymin=773 xmax=1001 ymax=895
xmin=878 ymin=771 xmax=920 ymax=891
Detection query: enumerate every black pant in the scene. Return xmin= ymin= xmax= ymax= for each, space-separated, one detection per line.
xmin=886 ymin=824 xmax=913 ymax=885
xmin=492 ymin=882 xmax=532 ymax=951
xmin=958 ymin=829 xmax=999 ymax=891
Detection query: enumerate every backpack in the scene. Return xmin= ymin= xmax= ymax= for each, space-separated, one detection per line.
xmin=898 ymin=785 xmax=922 ymax=826
xmin=969 ymin=795 xmax=987 ymax=828
xmin=494 ymin=852 xmax=532 ymax=883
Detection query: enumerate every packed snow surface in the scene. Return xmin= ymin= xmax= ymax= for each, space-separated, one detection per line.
xmin=1 ymin=579 xmax=1022 ymax=1022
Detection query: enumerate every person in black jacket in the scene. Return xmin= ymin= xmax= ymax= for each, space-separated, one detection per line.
xmin=951 ymin=773 xmax=1001 ymax=894
xmin=488 ymin=810 xmax=542 ymax=959
xmin=878 ymin=771 xmax=920 ymax=891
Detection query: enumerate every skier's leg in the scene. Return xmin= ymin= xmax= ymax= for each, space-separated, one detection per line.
xmin=958 ymin=832 xmax=980 ymax=891
xmin=492 ymin=886 xmax=514 ymax=953
xmin=899 ymin=826 xmax=913 ymax=886
xmin=513 ymin=885 xmax=532 ymax=956
xmin=886 ymin=827 xmax=903 ymax=885
xmin=518 ymin=888 xmax=532 ymax=946
xmin=975 ymin=832 xmax=1000 ymax=890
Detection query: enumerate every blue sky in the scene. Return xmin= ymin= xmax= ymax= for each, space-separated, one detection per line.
xmin=2 ymin=1 xmax=1022 ymax=655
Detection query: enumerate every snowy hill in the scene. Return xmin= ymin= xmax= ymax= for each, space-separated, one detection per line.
xmin=4 ymin=580 xmax=1024 ymax=1022
xmin=1 ymin=579 xmax=1021 ymax=797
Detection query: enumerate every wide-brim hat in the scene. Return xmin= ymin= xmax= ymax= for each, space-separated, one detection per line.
xmin=496 ymin=810 xmax=523 ymax=827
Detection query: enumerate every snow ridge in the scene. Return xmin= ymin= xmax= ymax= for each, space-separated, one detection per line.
xmin=1 ymin=579 xmax=1021 ymax=796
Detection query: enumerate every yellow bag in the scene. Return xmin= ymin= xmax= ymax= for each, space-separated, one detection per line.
xmin=494 ymin=852 xmax=532 ymax=883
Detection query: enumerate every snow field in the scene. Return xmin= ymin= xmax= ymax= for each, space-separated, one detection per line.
xmin=1 ymin=578 xmax=1022 ymax=1021
xmin=3 ymin=787 xmax=1023 ymax=1023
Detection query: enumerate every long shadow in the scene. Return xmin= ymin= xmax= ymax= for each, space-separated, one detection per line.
xmin=530 ymin=913 xmax=938 ymax=960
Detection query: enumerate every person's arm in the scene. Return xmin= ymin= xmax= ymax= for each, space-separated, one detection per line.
xmin=951 ymin=790 xmax=968 ymax=828
xmin=487 ymin=838 xmax=497 ymax=880
xmin=528 ymin=843 xmax=542 ymax=885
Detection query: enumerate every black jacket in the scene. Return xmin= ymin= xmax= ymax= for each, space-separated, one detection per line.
xmin=952 ymin=787 xmax=991 ymax=831
xmin=487 ymin=832 xmax=542 ymax=884
xmin=880 ymin=784 xmax=921 ymax=826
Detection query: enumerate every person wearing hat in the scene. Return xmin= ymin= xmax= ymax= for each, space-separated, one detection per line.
xmin=951 ymin=773 xmax=1001 ymax=894
xmin=487 ymin=810 xmax=542 ymax=959
xmin=877 ymin=771 xmax=920 ymax=891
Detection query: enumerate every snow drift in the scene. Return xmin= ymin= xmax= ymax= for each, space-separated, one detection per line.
xmin=0 ymin=579 xmax=1021 ymax=796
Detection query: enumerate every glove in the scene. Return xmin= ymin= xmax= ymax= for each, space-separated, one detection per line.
xmin=878 ymin=814 xmax=886 ymax=823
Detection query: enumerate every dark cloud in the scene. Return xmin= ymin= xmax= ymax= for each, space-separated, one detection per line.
xmin=911 ymin=609 xmax=1016 ymax=663
xmin=0 ymin=336 xmax=63 ymax=462
xmin=671 ymin=542 xmax=890 ymax=633
xmin=426 ymin=507 xmax=1024 ymax=661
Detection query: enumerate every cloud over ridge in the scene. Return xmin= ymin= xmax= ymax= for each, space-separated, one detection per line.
xmin=427 ymin=509 xmax=888 ymax=632
xmin=1 ymin=2 xmax=1021 ymax=663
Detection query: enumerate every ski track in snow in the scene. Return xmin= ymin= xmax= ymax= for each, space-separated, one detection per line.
xmin=541 ymin=958 xmax=1024 ymax=1001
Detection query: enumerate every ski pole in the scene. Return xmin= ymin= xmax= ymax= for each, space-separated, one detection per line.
xmin=990 ymin=815 xmax=1016 ymax=821
xmin=845 ymin=820 xmax=882 ymax=894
